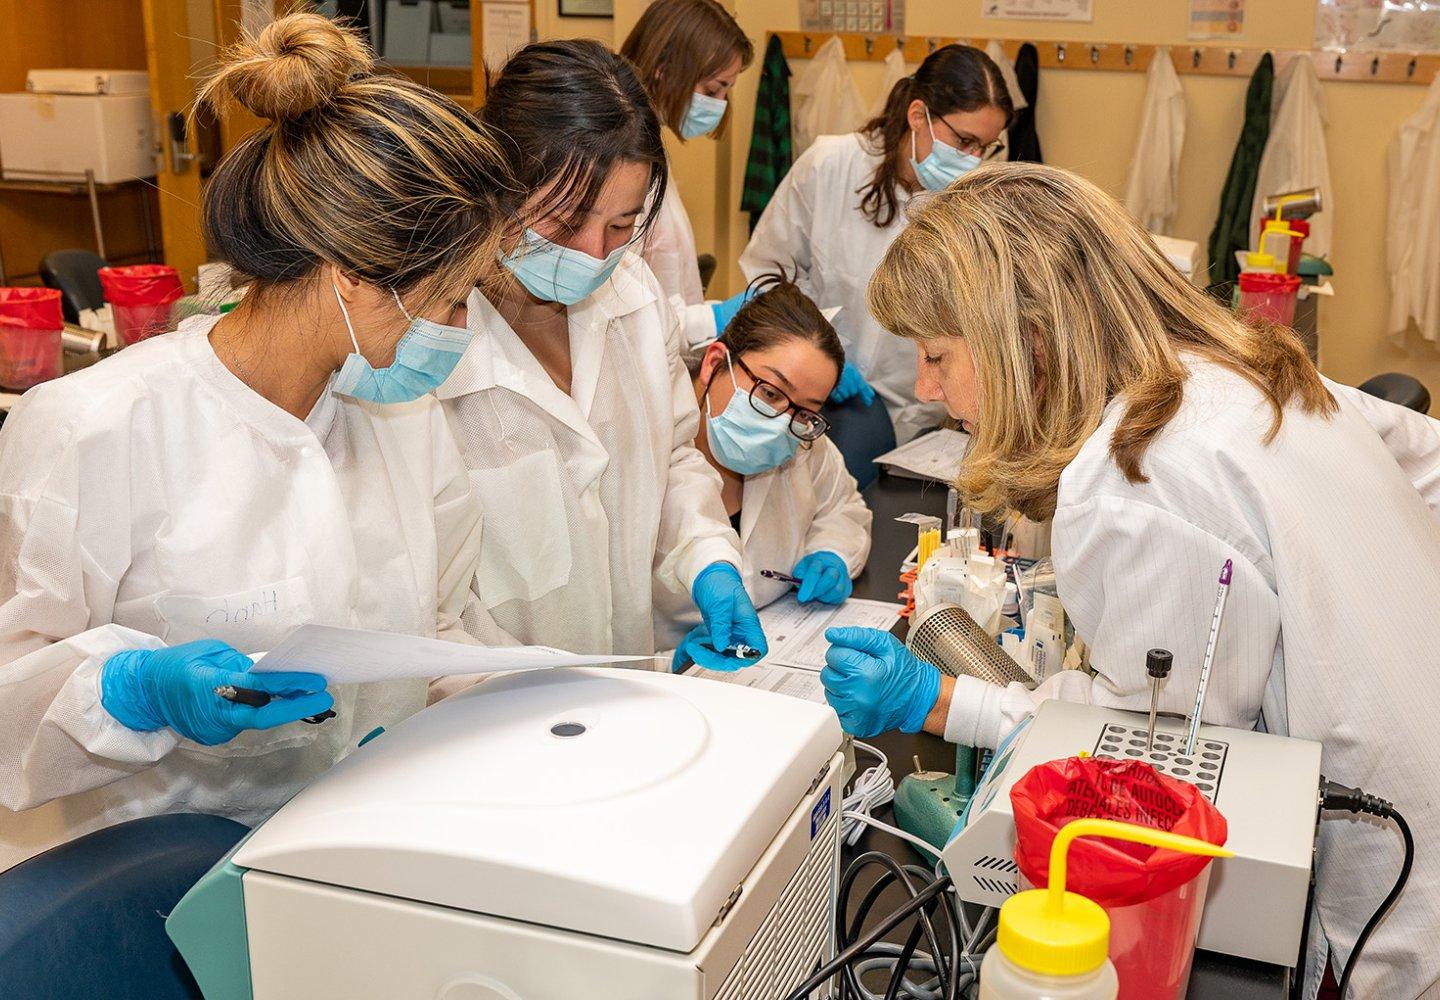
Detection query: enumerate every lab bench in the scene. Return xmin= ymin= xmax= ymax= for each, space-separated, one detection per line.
xmin=843 ymin=471 xmax=1291 ymax=1000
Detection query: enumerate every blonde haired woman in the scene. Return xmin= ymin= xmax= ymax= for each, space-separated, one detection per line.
xmin=820 ymin=165 xmax=1440 ymax=997
xmin=0 ymin=14 xmax=508 ymax=869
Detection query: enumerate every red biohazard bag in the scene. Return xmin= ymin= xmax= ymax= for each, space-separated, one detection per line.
xmin=1011 ymin=757 xmax=1229 ymax=1000
xmin=0 ymin=287 xmax=63 ymax=389
xmin=98 ymin=265 xmax=184 ymax=345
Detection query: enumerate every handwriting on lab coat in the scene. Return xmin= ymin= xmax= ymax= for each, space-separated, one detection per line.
xmin=205 ymin=589 xmax=281 ymax=626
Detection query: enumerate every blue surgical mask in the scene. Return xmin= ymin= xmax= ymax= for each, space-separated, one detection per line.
xmin=704 ymin=350 xmax=801 ymax=475
xmin=501 ymin=228 xmax=625 ymax=306
xmin=910 ymin=106 xmax=982 ymax=192
xmin=331 ymin=284 xmax=471 ymax=404
xmin=680 ymin=92 xmax=727 ymax=139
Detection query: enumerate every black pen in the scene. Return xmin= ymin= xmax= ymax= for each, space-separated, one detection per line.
xmin=214 ymin=684 xmax=336 ymax=724
xmin=760 ymin=569 xmax=803 ymax=586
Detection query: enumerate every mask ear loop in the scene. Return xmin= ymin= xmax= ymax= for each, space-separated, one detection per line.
xmin=703 ymin=343 xmax=738 ymax=419
xmin=391 ymin=288 xmax=415 ymax=323
xmin=332 ymin=281 xmax=362 ymax=355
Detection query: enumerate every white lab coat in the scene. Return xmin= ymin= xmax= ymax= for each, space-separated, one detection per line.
xmin=1123 ymin=48 xmax=1186 ymax=235
xmin=869 ymin=48 xmax=909 ymax=119
xmin=653 ymin=436 xmax=872 ymax=647
xmin=439 ymin=254 xmax=740 ymax=658
xmin=942 ymin=359 xmax=1440 ymax=999
xmin=984 ymin=41 xmax=1028 ymax=113
xmin=1387 ymin=74 xmax=1440 ymax=347
xmin=741 ymin=133 xmax=947 ymax=443
xmin=1251 ymin=54 xmax=1333 ymax=259
xmin=642 ymin=169 xmax=719 ymax=350
xmin=0 ymin=316 xmax=483 ymax=870
xmin=791 ymin=37 xmax=866 ymax=155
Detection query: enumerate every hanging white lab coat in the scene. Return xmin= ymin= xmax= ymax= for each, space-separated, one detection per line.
xmin=1123 ymin=48 xmax=1186 ymax=235
xmin=653 ymin=436 xmax=873 ymax=648
xmin=940 ymin=359 xmax=1440 ymax=999
xmin=984 ymin=41 xmax=1029 ymax=113
xmin=0 ymin=316 xmax=484 ymax=870
xmin=642 ymin=169 xmax=718 ymax=350
xmin=1251 ymin=54 xmax=1333 ymax=259
xmin=741 ymin=133 xmax=947 ymax=443
xmin=869 ymin=48 xmax=909 ymax=119
xmin=1387 ymin=74 xmax=1440 ymax=347
xmin=438 ymin=254 xmax=741 ymax=658
xmin=791 ymin=37 xmax=866 ymax=155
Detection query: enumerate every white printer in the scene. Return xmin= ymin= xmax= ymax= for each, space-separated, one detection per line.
xmin=169 ymin=668 xmax=846 ymax=1000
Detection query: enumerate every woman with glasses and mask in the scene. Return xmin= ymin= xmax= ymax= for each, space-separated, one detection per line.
xmin=740 ymin=45 xmax=1012 ymax=443
xmin=436 ymin=40 xmax=767 ymax=679
xmin=656 ymin=274 xmax=872 ymax=662
xmin=0 ymin=14 xmax=508 ymax=869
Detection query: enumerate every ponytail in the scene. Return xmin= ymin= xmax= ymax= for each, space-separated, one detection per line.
xmin=856 ymin=44 xmax=1013 ymax=228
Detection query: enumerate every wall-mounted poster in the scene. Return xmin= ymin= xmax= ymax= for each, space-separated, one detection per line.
xmin=981 ymin=0 xmax=1093 ymax=22
xmin=1189 ymin=0 xmax=1245 ymax=39
xmin=559 ymin=0 xmax=614 ymax=16
xmin=1316 ymin=0 xmax=1440 ymax=52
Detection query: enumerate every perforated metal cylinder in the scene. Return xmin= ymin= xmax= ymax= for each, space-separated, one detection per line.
xmin=906 ymin=603 xmax=1034 ymax=689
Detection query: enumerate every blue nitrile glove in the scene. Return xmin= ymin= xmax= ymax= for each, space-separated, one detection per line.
xmin=710 ymin=288 xmax=754 ymax=334
xmin=101 ymin=639 xmax=333 ymax=747
xmin=820 ymin=626 xmax=941 ymax=737
xmin=792 ymin=550 xmax=853 ymax=605
xmin=679 ymin=562 xmax=769 ymax=671
xmin=829 ymin=361 xmax=877 ymax=405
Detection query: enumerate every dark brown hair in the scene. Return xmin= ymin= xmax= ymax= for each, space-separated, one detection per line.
xmin=858 ymin=45 xmax=1013 ymax=228
xmin=482 ymin=40 xmax=666 ymax=237
xmin=620 ymin=0 xmax=753 ymax=138
xmin=720 ymin=272 xmax=844 ymax=379
xmin=198 ymin=13 xmax=509 ymax=308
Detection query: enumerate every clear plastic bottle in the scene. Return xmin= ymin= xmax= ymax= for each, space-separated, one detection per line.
xmin=979 ymin=948 xmax=1118 ymax=999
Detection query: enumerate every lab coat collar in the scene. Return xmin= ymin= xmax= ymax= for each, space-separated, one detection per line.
xmin=737 ymin=447 xmax=808 ymax=543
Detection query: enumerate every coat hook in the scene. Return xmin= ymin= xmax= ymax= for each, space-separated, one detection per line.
xmin=1370 ymin=56 xmax=1381 ymax=75
xmin=1056 ymin=42 xmax=1067 ymax=63
xmin=803 ymin=34 xmax=812 ymax=54
xmin=1227 ymin=50 xmax=1237 ymax=70
xmin=1090 ymin=44 xmax=1100 ymax=64
xmin=1124 ymin=45 xmax=1134 ymax=66
xmin=1192 ymin=48 xmax=1202 ymax=69
xmin=928 ymin=37 xmax=938 ymax=54
xmin=1408 ymin=55 xmax=1418 ymax=77
xmin=864 ymin=35 xmax=874 ymax=56
xmin=1334 ymin=53 xmax=1344 ymax=73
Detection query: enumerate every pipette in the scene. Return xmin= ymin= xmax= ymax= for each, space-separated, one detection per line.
xmin=1183 ymin=560 xmax=1233 ymax=754
xmin=1144 ymin=648 xmax=1173 ymax=752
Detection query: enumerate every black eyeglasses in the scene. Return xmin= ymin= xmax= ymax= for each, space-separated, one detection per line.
xmin=932 ymin=111 xmax=1006 ymax=160
xmin=728 ymin=353 xmax=831 ymax=442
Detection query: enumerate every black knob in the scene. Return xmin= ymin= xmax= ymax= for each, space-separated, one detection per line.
xmin=1146 ymin=648 xmax=1173 ymax=679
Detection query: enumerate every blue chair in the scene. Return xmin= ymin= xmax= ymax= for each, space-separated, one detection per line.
xmin=0 ymin=813 xmax=248 ymax=1000
xmin=823 ymin=392 xmax=897 ymax=491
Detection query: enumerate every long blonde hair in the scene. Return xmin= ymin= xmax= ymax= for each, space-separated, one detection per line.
xmin=868 ymin=164 xmax=1334 ymax=521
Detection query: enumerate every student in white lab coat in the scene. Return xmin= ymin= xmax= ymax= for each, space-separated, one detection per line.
xmin=820 ymin=164 xmax=1440 ymax=998
xmin=740 ymin=45 xmax=1012 ymax=443
xmin=621 ymin=0 xmax=755 ymax=347
xmin=439 ymin=41 xmax=766 ymax=672
xmin=0 ymin=15 xmax=510 ymax=870
xmin=654 ymin=274 xmax=873 ymax=651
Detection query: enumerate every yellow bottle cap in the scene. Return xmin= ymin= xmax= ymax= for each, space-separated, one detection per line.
xmin=997 ymin=818 xmax=1234 ymax=979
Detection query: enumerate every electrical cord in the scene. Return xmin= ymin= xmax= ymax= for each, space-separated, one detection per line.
xmin=1320 ymin=779 xmax=1414 ymax=999
xmin=843 ymin=742 xmax=897 ymax=847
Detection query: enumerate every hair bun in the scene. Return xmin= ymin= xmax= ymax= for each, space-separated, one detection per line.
xmin=208 ymin=12 xmax=373 ymax=121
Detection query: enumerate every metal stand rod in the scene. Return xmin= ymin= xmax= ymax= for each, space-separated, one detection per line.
xmin=84 ymin=170 xmax=106 ymax=260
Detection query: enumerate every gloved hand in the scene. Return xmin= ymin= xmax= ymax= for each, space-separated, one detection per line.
xmin=792 ymin=550 xmax=853 ymax=605
xmin=820 ymin=626 xmax=941 ymax=737
xmin=710 ymin=288 xmax=754 ymax=334
xmin=677 ymin=562 xmax=769 ymax=671
xmin=101 ymin=639 xmax=333 ymax=747
xmin=828 ymin=361 xmax=877 ymax=406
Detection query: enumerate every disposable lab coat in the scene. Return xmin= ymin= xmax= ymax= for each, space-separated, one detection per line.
xmin=791 ymin=37 xmax=865 ymax=155
xmin=0 ymin=316 xmax=483 ymax=869
xmin=653 ymin=436 xmax=872 ymax=648
xmin=941 ymin=360 xmax=1440 ymax=999
xmin=439 ymin=254 xmax=740 ymax=658
xmin=740 ymin=133 xmax=947 ymax=443
xmin=1387 ymin=74 xmax=1440 ymax=346
xmin=642 ymin=169 xmax=718 ymax=350
xmin=1123 ymin=48 xmax=1186 ymax=234
xmin=984 ymin=40 xmax=1029 ymax=114
xmin=1251 ymin=54 xmax=1333 ymax=260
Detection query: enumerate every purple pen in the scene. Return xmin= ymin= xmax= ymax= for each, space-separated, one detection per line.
xmin=1184 ymin=559 xmax=1233 ymax=754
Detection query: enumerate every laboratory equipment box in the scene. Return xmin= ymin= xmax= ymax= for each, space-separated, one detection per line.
xmin=170 ymin=668 xmax=846 ymax=999
xmin=0 ymin=89 xmax=155 ymax=184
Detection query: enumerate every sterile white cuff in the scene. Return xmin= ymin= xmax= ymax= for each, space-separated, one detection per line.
xmin=943 ymin=674 xmax=1008 ymax=751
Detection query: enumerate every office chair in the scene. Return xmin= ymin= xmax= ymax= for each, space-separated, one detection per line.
xmin=40 ymin=248 xmax=108 ymax=324
xmin=0 ymin=813 xmax=248 ymax=1000
xmin=1358 ymin=373 xmax=1431 ymax=414
xmin=822 ymin=392 xmax=897 ymax=491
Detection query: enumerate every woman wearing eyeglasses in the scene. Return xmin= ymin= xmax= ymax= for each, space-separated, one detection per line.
xmin=740 ymin=45 xmax=1012 ymax=443
xmin=657 ymin=274 xmax=872 ymax=663
xmin=436 ymin=41 xmax=767 ymax=679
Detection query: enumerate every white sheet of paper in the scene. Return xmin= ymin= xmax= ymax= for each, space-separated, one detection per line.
xmin=873 ymin=428 xmax=970 ymax=483
xmin=253 ymin=624 xmax=648 ymax=684
xmin=753 ymin=596 xmax=903 ymax=673
xmin=684 ymin=663 xmax=828 ymax=704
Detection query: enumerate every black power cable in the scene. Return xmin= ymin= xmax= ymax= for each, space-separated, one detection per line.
xmin=1321 ymin=780 xmax=1415 ymax=999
